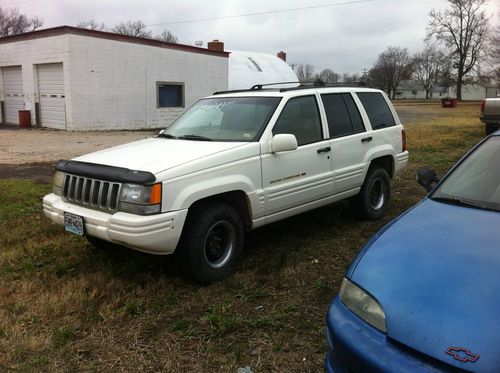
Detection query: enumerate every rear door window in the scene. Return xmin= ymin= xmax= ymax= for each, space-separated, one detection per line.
xmin=356 ymin=92 xmax=396 ymax=130
xmin=321 ymin=93 xmax=365 ymax=138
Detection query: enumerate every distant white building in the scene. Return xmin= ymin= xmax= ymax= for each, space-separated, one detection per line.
xmin=395 ymin=79 xmax=497 ymax=100
xmin=395 ymin=80 xmax=448 ymax=100
xmin=0 ymin=27 xmax=297 ymax=130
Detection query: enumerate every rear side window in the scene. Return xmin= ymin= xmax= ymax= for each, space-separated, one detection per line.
xmin=357 ymin=92 xmax=396 ymax=130
xmin=273 ymin=95 xmax=323 ymax=146
xmin=321 ymin=93 xmax=365 ymax=138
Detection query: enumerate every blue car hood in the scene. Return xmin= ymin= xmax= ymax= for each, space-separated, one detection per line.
xmin=351 ymin=198 xmax=500 ymax=371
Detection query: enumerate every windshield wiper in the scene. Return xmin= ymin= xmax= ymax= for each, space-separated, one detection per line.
xmin=432 ymin=196 xmax=496 ymax=211
xmin=157 ymin=133 xmax=177 ymax=139
xmin=177 ymin=134 xmax=212 ymax=141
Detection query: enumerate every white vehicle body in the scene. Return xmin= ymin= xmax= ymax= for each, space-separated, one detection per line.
xmin=43 ymin=86 xmax=408 ymax=282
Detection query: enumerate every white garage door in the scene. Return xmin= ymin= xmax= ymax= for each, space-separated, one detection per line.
xmin=38 ymin=63 xmax=66 ymax=129
xmin=3 ymin=66 xmax=24 ymax=125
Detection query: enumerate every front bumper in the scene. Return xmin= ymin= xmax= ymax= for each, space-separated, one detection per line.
xmin=43 ymin=193 xmax=188 ymax=255
xmin=325 ymin=297 xmax=449 ymax=373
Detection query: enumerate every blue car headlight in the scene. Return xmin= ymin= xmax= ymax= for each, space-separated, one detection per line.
xmin=339 ymin=278 xmax=386 ymax=333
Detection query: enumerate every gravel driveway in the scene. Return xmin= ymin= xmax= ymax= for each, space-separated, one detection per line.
xmin=0 ymin=125 xmax=156 ymax=165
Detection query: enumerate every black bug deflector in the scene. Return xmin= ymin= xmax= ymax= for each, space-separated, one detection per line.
xmin=56 ymin=160 xmax=156 ymax=185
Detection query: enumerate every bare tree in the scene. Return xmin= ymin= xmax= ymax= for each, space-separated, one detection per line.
xmin=412 ymin=45 xmax=450 ymax=99
xmin=154 ymin=29 xmax=178 ymax=43
xmin=426 ymin=0 xmax=491 ymax=100
xmin=295 ymin=64 xmax=315 ymax=82
xmin=112 ymin=20 xmax=152 ymax=38
xmin=487 ymin=14 xmax=500 ymax=82
xmin=77 ymin=19 xmax=107 ymax=31
xmin=0 ymin=7 xmax=43 ymax=37
xmin=317 ymin=68 xmax=340 ymax=84
xmin=342 ymin=73 xmax=360 ymax=84
xmin=370 ymin=46 xmax=412 ymax=99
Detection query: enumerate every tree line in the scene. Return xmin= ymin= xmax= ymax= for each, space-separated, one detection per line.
xmin=76 ymin=19 xmax=178 ymax=43
xmin=295 ymin=0 xmax=498 ymax=101
xmin=1 ymin=1 xmax=498 ymax=100
xmin=0 ymin=7 xmax=178 ymax=43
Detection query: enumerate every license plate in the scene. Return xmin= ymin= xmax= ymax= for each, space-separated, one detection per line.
xmin=64 ymin=212 xmax=84 ymax=236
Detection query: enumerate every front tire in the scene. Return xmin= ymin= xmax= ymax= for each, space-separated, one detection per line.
xmin=176 ymin=202 xmax=244 ymax=284
xmin=350 ymin=167 xmax=391 ymax=220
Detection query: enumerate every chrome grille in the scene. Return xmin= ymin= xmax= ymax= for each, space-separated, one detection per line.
xmin=62 ymin=174 xmax=122 ymax=212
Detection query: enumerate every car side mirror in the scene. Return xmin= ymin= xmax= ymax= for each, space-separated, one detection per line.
xmin=272 ymin=134 xmax=298 ymax=153
xmin=416 ymin=167 xmax=440 ymax=192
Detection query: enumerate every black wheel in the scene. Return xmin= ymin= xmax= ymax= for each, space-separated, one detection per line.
xmin=176 ymin=202 xmax=244 ymax=284
xmin=350 ymin=167 xmax=391 ymax=220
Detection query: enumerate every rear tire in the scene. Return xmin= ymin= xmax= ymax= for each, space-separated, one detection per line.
xmin=176 ymin=202 xmax=244 ymax=285
xmin=350 ymin=167 xmax=391 ymax=220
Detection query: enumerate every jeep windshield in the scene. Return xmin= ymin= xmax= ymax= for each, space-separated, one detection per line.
xmin=160 ymin=97 xmax=281 ymax=142
xmin=432 ymin=136 xmax=500 ymax=212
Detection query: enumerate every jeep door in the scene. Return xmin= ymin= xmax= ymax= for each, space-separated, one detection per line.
xmin=321 ymin=92 xmax=369 ymax=194
xmin=261 ymin=95 xmax=333 ymax=216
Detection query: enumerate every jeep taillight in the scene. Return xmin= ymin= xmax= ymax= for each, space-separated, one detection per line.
xmin=402 ymin=129 xmax=407 ymax=152
xmin=480 ymin=100 xmax=485 ymax=114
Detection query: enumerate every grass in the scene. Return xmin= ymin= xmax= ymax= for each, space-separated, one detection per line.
xmin=0 ymin=102 xmax=484 ymax=372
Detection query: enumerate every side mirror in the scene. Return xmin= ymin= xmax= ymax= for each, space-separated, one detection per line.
xmin=416 ymin=167 xmax=440 ymax=192
xmin=272 ymin=134 xmax=298 ymax=153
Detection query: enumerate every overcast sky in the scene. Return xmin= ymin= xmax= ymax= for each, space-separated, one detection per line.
xmin=7 ymin=0 xmax=500 ymax=75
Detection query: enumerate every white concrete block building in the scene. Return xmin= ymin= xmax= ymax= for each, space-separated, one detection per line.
xmin=0 ymin=26 xmax=229 ymax=130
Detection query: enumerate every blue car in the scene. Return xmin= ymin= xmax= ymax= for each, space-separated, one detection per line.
xmin=326 ymin=132 xmax=500 ymax=372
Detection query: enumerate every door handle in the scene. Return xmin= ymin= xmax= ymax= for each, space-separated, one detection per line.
xmin=317 ymin=146 xmax=331 ymax=154
xmin=361 ymin=136 xmax=373 ymax=143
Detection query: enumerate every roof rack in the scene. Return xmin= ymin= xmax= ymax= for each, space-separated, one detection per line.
xmin=213 ymin=81 xmax=299 ymax=95
xmin=280 ymin=80 xmax=367 ymax=92
xmin=213 ymin=79 xmax=367 ymax=95
xmin=249 ymin=81 xmax=300 ymax=90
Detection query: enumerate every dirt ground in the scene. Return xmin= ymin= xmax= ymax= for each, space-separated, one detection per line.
xmin=394 ymin=101 xmax=450 ymax=124
xmin=0 ymin=125 xmax=155 ymax=165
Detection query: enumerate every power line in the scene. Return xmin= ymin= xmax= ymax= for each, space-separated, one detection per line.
xmin=146 ymin=0 xmax=373 ymax=27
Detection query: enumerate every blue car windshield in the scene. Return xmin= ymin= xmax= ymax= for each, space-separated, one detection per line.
xmin=432 ymin=136 xmax=500 ymax=212
xmin=161 ymin=97 xmax=281 ymax=142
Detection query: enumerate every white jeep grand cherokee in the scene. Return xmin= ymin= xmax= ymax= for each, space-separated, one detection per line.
xmin=43 ymin=85 xmax=408 ymax=283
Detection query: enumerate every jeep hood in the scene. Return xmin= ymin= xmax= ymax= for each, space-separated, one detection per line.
xmin=73 ymin=138 xmax=247 ymax=175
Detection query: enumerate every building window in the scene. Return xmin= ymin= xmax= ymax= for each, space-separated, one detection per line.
xmin=157 ymin=82 xmax=184 ymax=108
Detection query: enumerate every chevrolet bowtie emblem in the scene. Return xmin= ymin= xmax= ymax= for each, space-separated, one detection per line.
xmin=445 ymin=346 xmax=480 ymax=363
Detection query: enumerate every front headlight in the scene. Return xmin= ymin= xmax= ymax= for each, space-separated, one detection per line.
xmin=339 ymin=278 xmax=386 ymax=333
xmin=119 ymin=183 xmax=162 ymax=215
xmin=53 ymin=171 xmax=64 ymax=196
